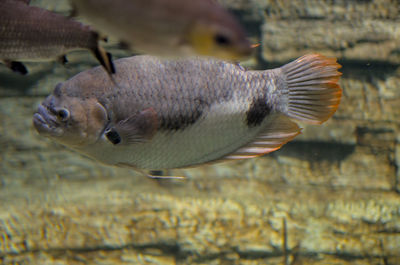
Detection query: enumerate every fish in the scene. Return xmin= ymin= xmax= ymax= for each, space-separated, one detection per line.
xmin=33 ymin=54 xmax=342 ymax=175
xmin=69 ymin=0 xmax=252 ymax=60
xmin=0 ymin=0 xmax=115 ymax=75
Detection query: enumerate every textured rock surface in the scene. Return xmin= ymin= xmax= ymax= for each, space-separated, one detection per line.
xmin=1 ymin=0 xmax=399 ymax=264
xmin=260 ymin=0 xmax=400 ymax=63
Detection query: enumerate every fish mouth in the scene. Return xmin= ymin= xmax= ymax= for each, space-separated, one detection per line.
xmin=33 ymin=104 xmax=63 ymax=137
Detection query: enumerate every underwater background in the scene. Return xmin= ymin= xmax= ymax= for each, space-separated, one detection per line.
xmin=1 ymin=0 xmax=399 ymax=264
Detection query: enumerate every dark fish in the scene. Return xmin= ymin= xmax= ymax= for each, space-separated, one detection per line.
xmin=33 ymin=54 xmax=342 ymax=173
xmin=0 ymin=0 xmax=114 ymax=75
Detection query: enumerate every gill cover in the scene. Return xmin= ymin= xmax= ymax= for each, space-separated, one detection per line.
xmin=40 ymin=95 xmax=108 ymax=147
xmin=65 ymin=98 xmax=108 ymax=146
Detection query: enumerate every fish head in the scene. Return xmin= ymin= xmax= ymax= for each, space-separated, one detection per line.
xmin=33 ymin=83 xmax=108 ymax=148
xmin=186 ymin=8 xmax=252 ymax=61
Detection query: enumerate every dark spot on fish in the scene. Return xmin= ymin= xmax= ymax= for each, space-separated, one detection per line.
xmin=246 ymin=97 xmax=271 ymax=127
xmin=105 ymin=128 xmax=121 ymax=145
xmin=160 ymin=112 xmax=202 ymax=131
xmin=160 ymin=98 xmax=206 ymax=131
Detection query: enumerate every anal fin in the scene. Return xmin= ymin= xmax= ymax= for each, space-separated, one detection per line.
xmin=223 ymin=114 xmax=301 ymax=160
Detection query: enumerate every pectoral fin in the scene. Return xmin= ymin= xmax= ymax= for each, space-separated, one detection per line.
xmin=106 ymin=108 xmax=158 ymax=145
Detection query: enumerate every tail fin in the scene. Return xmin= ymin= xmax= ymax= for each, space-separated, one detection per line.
xmin=281 ymin=54 xmax=342 ymax=124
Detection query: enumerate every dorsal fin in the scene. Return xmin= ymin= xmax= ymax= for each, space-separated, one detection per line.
xmin=220 ymin=114 xmax=301 ymax=161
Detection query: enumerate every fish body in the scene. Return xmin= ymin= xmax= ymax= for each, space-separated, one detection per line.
xmin=69 ymin=0 xmax=252 ymax=60
xmin=0 ymin=0 xmax=114 ymax=74
xmin=33 ymin=54 xmax=342 ymax=170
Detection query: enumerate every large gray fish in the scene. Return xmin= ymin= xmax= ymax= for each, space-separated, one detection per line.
xmin=0 ymin=0 xmax=114 ymax=75
xmin=33 ymin=54 xmax=342 ymax=174
xmin=69 ymin=0 xmax=252 ymax=60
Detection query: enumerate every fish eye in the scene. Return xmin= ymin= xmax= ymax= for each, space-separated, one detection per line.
xmin=214 ymin=33 xmax=232 ymax=46
xmin=56 ymin=109 xmax=70 ymax=121
xmin=105 ymin=128 xmax=121 ymax=145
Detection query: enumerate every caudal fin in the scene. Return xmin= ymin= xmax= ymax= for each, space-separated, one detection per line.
xmin=281 ymin=54 xmax=342 ymax=124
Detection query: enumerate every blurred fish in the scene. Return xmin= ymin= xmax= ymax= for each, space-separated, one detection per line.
xmin=69 ymin=0 xmax=252 ymax=60
xmin=33 ymin=54 xmax=342 ymax=175
xmin=0 ymin=0 xmax=114 ymax=75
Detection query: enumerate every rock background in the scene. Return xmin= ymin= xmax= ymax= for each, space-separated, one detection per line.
xmin=1 ymin=0 xmax=399 ymax=264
